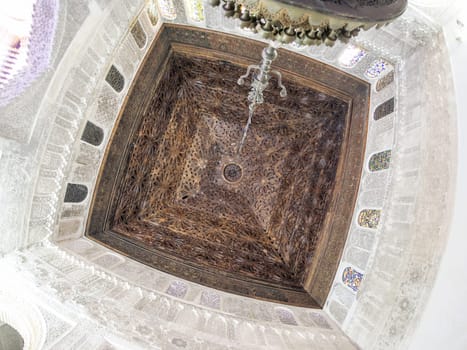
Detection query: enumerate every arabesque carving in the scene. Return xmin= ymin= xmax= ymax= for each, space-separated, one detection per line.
xmin=87 ymin=25 xmax=369 ymax=307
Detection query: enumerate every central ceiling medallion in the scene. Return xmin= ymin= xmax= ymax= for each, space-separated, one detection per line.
xmin=87 ymin=25 xmax=369 ymax=307
xmin=223 ymin=163 xmax=243 ymax=183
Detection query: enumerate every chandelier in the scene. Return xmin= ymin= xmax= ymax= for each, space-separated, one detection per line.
xmin=208 ymin=0 xmax=408 ymax=46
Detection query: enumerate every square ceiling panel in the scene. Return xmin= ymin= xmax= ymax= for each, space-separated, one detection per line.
xmin=87 ymin=24 xmax=369 ymax=307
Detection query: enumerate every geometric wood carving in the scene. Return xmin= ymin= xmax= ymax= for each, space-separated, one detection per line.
xmin=87 ymin=24 xmax=370 ymax=308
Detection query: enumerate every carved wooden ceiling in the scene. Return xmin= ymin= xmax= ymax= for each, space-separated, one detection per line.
xmin=87 ymin=24 xmax=370 ymax=307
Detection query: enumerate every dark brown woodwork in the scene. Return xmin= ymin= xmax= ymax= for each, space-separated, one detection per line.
xmin=86 ymin=24 xmax=370 ymax=308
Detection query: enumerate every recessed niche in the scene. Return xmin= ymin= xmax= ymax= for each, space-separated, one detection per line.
xmin=131 ymin=20 xmax=147 ymax=49
xmin=376 ymin=70 xmax=394 ymax=92
xmin=105 ymin=65 xmax=124 ymax=92
xmin=374 ymin=97 xmax=395 ymax=121
xmin=358 ymin=209 xmax=381 ymax=229
xmin=81 ymin=121 xmax=104 ymax=146
xmin=369 ymin=150 xmax=392 ymax=172
xmin=64 ymin=183 xmax=88 ymax=203
xmin=0 ymin=323 xmax=24 ymax=350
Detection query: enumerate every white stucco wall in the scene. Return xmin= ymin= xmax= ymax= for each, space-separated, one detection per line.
xmin=408 ymin=4 xmax=467 ymax=350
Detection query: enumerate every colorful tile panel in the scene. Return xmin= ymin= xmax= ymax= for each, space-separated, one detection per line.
xmin=374 ymin=97 xmax=395 ymax=120
xmin=366 ymin=58 xmax=390 ymax=79
xmin=105 ymin=65 xmax=124 ymax=93
xmin=166 ymin=280 xmax=188 ymax=298
xmin=342 ymin=266 xmax=363 ymax=292
xmin=147 ymin=2 xmax=159 ymax=26
xmin=131 ymin=20 xmax=147 ymax=49
xmin=369 ymin=150 xmax=391 ymax=171
xmin=200 ymin=290 xmax=220 ymax=309
xmin=376 ymin=70 xmax=394 ymax=91
xmin=338 ymin=44 xmax=367 ymax=68
xmin=275 ymin=307 xmax=298 ymax=325
xmin=157 ymin=0 xmax=177 ymax=20
xmin=187 ymin=0 xmax=204 ymax=22
xmin=358 ymin=209 xmax=381 ymax=229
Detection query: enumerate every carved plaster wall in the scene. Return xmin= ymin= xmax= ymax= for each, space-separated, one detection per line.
xmin=0 ymin=0 xmax=460 ymax=349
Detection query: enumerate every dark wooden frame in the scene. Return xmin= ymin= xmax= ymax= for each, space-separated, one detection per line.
xmin=86 ymin=24 xmax=369 ymax=308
